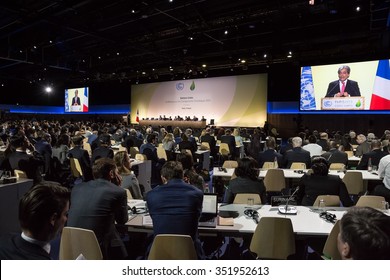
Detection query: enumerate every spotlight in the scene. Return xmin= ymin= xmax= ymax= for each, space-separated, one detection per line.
xmin=45 ymin=86 xmax=52 ymax=93
xmin=355 ymin=6 xmax=361 ymax=12
xmin=287 ymin=51 xmax=293 ymax=58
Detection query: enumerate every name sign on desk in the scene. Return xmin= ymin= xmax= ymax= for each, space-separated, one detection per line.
xmin=321 ymin=97 xmax=365 ymax=110
xmin=271 ymin=196 xmax=298 ymax=207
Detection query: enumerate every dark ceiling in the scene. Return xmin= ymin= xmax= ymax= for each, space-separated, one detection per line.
xmin=0 ymin=0 xmax=389 ymax=86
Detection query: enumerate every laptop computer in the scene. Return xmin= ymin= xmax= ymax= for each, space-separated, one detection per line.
xmin=198 ymin=193 xmax=218 ymax=228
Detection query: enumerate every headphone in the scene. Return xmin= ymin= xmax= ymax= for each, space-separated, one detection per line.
xmin=319 ymin=211 xmax=337 ymax=224
xmin=244 ymin=209 xmax=260 ymax=223
xmin=129 ymin=206 xmax=148 ymax=214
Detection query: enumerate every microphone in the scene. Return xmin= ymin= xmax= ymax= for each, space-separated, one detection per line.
xmin=278 ymin=186 xmax=300 ymax=215
xmin=325 ymin=82 xmax=339 ymax=97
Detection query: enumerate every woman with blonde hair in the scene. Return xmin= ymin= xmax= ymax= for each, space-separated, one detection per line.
xmin=162 ymin=132 xmax=176 ymax=160
xmin=233 ymin=128 xmax=244 ymax=158
xmin=114 ymin=151 xmax=142 ymax=199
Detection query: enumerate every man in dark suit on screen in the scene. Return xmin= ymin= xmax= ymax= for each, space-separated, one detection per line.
xmin=71 ymin=90 xmax=81 ymax=105
xmin=325 ymin=65 xmax=361 ymax=97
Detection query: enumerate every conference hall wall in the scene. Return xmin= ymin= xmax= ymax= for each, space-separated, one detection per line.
xmin=131 ymin=74 xmax=267 ymax=127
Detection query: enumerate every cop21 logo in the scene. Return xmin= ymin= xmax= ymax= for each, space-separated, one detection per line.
xmin=176 ymin=81 xmax=196 ymax=91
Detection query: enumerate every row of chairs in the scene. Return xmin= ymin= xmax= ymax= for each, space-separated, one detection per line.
xmin=262 ymin=168 xmax=364 ymax=195
xmin=263 ymin=162 xmax=345 ymax=170
xmin=230 ymin=192 xmax=385 ymax=209
xmin=314 ymin=194 xmax=386 ymax=208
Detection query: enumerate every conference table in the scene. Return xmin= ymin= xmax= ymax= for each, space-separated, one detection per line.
xmin=139 ymin=119 xmax=207 ymax=129
xmin=125 ymin=199 xmax=346 ymax=237
xmin=212 ymin=167 xmax=382 ymax=181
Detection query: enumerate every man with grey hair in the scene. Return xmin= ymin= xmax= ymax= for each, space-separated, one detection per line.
xmin=355 ymin=134 xmax=371 ymax=157
xmin=283 ymin=136 xmax=311 ymax=168
xmin=325 ymin=65 xmax=361 ymax=97
xmin=349 ymin=130 xmax=358 ymax=145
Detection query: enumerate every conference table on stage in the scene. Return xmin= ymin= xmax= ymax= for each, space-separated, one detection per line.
xmin=125 ymin=199 xmax=347 ymax=237
xmin=139 ymin=119 xmax=207 ymax=129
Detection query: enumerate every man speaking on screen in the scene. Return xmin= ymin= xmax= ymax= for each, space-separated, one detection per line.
xmin=325 ymin=65 xmax=361 ymax=97
xmin=72 ymin=90 xmax=81 ymax=106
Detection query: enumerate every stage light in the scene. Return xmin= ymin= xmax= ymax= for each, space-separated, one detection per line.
xmin=356 ymin=6 xmax=361 ymax=12
xmin=45 ymin=86 xmax=52 ymax=93
xmin=224 ymin=30 xmax=228 ymax=35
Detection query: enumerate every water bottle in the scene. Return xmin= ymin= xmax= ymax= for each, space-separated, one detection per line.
xmin=319 ymin=199 xmax=326 ymax=212
xmin=274 ymin=156 xmax=278 ymax=169
xmin=367 ymin=157 xmax=372 ymax=172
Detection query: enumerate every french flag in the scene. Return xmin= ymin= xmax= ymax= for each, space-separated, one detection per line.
xmin=82 ymin=87 xmax=89 ymax=112
xmin=370 ymin=59 xmax=390 ymax=110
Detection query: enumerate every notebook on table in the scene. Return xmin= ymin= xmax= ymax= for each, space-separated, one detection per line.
xmin=198 ymin=193 xmax=218 ymax=228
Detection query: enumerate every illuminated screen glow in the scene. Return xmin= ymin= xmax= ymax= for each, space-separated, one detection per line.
xmin=300 ymin=59 xmax=390 ymax=111
xmin=131 ymin=74 xmax=267 ymax=127
xmin=65 ymin=87 xmax=89 ymax=113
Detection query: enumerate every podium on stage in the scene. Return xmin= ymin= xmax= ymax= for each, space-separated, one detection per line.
xmin=70 ymin=105 xmax=82 ymax=112
xmin=321 ymin=97 xmax=365 ymax=110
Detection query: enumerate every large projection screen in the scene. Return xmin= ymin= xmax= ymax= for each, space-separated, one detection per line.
xmin=131 ymin=74 xmax=267 ymax=127
xmin=300 ymin=59 xmax=389 ymax=111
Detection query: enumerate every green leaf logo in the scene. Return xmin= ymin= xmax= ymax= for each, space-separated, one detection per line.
xmin=190 ymin=81 xmax=195 ymax=91
xmin=355 ymin=100 xmax=361 ymax=107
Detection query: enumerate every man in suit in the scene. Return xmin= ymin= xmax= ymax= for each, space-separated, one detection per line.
xmin=283 ymin=136 xmax=311 ymax=168
xmin=200 ymin=127 xmax=217 ymax=158
xmin=325 ymin=65 xmax=361 ymax=97
xmin=34 ymin=130 xmax=52 ymax=175
xmin=146 ymin=161 xmax=204 ymax=258
xmin=221 ymin=129 xmax=237 ymax=159
xmin=67 ymin=158 xmax=128 ymax=259
xmin=0 ymin=182 xmax=70 ymax=259
xmin=356 ymin=140 xmax=388 ymax=170
xmin=71 ymin=90 xmax=81 ymax=105
xmin=355 ymin=134 xmax=371 ymax=157
xmin=8 ymin=132 xmax=44 ymax=183
xmin=68 ymin=135 xmax=93 ymax=181
xmin=258 ymin=136 xmax=283 ymax=168
xmin=91 ymin=134 xmax=114 ymax=164
xmin=322 ymin=141 xmax=348 ymax=165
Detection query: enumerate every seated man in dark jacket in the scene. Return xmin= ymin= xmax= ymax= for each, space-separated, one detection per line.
xmin=146 ymin=161 xmax=204 ymax=259
xmin=0 ymin=182 xmax=70 ymax=259
xmin=67 ymin=158 xmax=128 ymax=259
